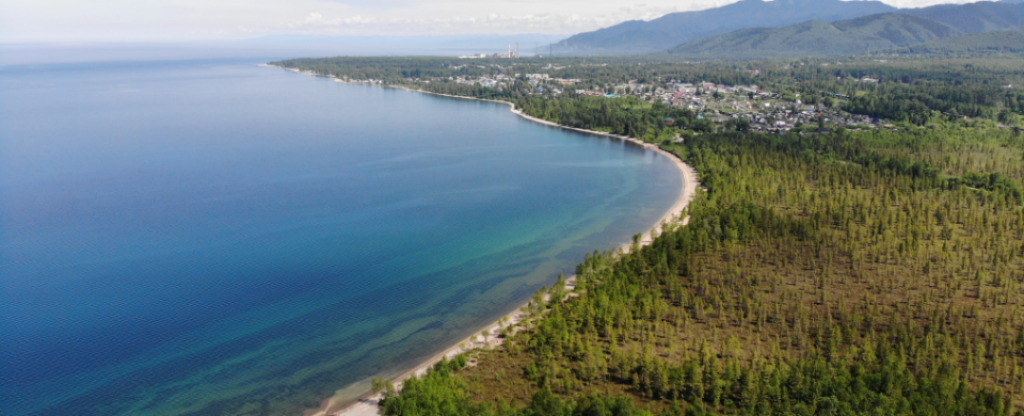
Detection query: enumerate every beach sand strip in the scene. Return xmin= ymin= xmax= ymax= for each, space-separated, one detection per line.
xmin=266 ymin=69 xmax=701 ymax=416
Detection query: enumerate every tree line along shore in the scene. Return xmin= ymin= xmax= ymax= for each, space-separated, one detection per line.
xmin=273 ymin=55 xmax=1024 ymax=416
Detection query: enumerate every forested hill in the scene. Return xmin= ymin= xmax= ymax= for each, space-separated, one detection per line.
xmin=553 ymin=0 xmax=1023 ymax=57
xmin=667 ymin=2 xmax=1024 ymax=59
xmin=667 ymin=14 xmax=961 ymax=58
xmin=549 ymin=0 xmax=895 ymax=55
xmin=900 ymin=30 xmax=1024 ymax=55
xmin=902 ymin=1 xmax=1024 ymax=34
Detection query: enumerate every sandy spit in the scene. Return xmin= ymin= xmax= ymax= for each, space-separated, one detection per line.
xmin=267 ymin=67 xmax=701 ymax=416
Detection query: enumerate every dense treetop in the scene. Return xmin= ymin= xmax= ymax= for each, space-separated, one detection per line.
xmin=271 ymin=55 xmax=1024 ymax=416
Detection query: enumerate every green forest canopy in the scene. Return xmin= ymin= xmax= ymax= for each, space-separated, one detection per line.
xmin=270 ymin=56 xmax=1024 ymax=416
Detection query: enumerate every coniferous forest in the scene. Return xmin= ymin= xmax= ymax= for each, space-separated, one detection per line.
xmin=379 ymin=125 xmax=1024 ymax=416
xmin=273 ymin=56 xmax=1024 ymax=416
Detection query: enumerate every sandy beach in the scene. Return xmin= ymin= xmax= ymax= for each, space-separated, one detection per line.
xmin=274 ymin=68 xmax=701 ymax=416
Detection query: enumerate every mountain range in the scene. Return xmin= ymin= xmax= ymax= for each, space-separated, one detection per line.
xmin=555 ymin=0 xmax=1024 ymax=56
xmin=553 ymin=0 xmax=897 ymax=55
xmin=666 ymin=14 xmax=961 ymax=58
xmin=903 ymin=0 xmax=1024 ymax=33
xmin=667 ymin=1 xmax=1024 ymax=58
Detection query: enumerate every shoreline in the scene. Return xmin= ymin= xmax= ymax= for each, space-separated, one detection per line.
xmin=388 ymin=90 xmax=699 ymax=249
xmin=271 ymin=65 xmax=700 ymax=416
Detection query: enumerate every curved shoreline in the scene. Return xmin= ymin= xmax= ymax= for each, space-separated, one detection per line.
xmin=271 ymin=65 xmax=700 ymax=416
xmin=389 ymin=90 xmax=699 ymax=250
xmin=502 ymin=99 xmax=698 ymax=247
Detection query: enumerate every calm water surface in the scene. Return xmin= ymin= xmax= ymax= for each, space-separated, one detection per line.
xmin=0 ymin=59 xmax=682 ymax=416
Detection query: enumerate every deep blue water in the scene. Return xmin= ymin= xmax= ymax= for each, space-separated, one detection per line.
xmin=0 ymin=59 xmax=682 ymax=416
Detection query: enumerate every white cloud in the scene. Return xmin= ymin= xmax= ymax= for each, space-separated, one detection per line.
xmin=0 ymin=0 xmax=985 ymax=43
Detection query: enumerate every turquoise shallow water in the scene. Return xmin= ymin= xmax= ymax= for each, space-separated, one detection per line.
xmin=0 ymin=59 xmax=682 ymax=416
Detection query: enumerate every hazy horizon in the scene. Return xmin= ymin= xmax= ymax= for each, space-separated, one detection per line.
xmin=0 ymin=33 xmax=573 ymax=66
xmin=1 ymin=0 xmax=995 ymax=45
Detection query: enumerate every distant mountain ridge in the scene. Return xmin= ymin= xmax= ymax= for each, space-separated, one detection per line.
xmin=666 ymin=1 xmax=1024 ymax=58
xmin=552 ymin=0 xmax=897 ymax=55
xmin=554 ymin=0 xmax=1024 ymax=56
xmin=901 ymin=29 xmax=1024 ymax=54
xmin=903 ymin=1 xmax=1024 ymax=33
xmin=667 ymin=14 xmax=962 ymax=58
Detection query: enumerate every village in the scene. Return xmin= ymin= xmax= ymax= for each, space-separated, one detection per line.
xmin=580 ymin=80 xmax=884 ymax=132
xmin=427 ymin=70 xmax=888 ymax=132
xmin=329 ymin=56 xmax=887 ymax=134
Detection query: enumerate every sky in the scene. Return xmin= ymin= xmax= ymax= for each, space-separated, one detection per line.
xmin=0 ymin=0 xmax=985 ymax=43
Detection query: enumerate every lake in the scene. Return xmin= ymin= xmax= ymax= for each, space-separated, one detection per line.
xmin=0 ymin=59 xmax=681 ymax=416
